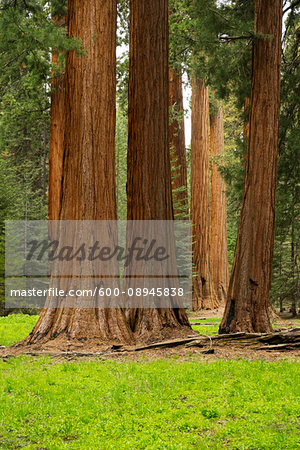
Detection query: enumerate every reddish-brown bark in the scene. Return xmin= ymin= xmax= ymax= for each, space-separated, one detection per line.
xmin=22 ymin=0 xmax=132 ymax=348
xmin=210 ymin=105 xmax=229 ymax=304
xmin=220 ymin=0 xmax=283 ymax=333
xmin=169 ymin=68 xmax=188 ymax=218
xmin=126 ymin=0 xmax=191 ymax=342
xmin=243 ymin=97 xmax=250 ymax=167
xmin=191 ymin=79 xmax=218 ymax=310
xmin=48 ymin=16 xmax=65 ymax=221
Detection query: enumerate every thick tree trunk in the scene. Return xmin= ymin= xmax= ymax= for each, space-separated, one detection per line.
xmin=243 ymin=97 xmax=250 ymax=167
xmin=191 ymin=78 xmax=218 ymax=310
xmin=23 ymin=0 xmax=132 ymax=348
xmin=220 ymin=0 xmax=283 ymax=333
xmin=169 ymin=68 xmax=188 ymax=218
xmin=210 ymin=105 xmax=229 ymax=304
xmin=42 ymin=122 xmax=48 ymax=207
xmin=48 ymin=16 xmax=65 ymax=220
xmin=126 ymin=0 xmax=191 ymax=342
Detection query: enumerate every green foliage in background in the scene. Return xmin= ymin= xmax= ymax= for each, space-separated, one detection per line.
xmin=0 ymin=0 xmax=80 ymax=312
xmin=213 ymin=4 xmax=300 ymax=311
xmin=116 ymin=108 xmax=128 ymax=220
xmin=271 ymin=6 xmax=300 ymax=313
xmin=0 ymin=0 xmax=298 ymax=315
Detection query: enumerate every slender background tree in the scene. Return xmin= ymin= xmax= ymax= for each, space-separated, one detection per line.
xmin=210 ymin=102 xmax=229 ymax=305
xmin=191 ymin=78 xmax=218 ymax=310
xmin=169 ymin=68 xmax=189 ymax=218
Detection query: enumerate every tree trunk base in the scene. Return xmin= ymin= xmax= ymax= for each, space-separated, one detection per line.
xmin=2 ymin=329 xmax=299 ymax=358
xmin=16 ymin=308 xmax=134 ymax=350
xmin=129 ymin=308 xmax=194 ymax=344
xmin=192 ymin=295 xmax=220 ymax=311
xmin=7 ymin=308 xmax=195 ymax=352
xmin=219 ymin=304 xmax=273 ymax=334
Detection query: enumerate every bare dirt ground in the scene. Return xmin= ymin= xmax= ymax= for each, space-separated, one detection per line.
xmin=188 ymin=308 xmax=225 ymax=319
xmin=1 ymin=341 xmax=298 ymax=363
xmin=1 ymin=308 xmax=299 ymax=362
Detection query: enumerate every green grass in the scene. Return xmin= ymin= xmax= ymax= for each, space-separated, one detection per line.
xmin=192 ymin=324 xmax=219 ymax=335
xmin=0 ymin=314 xmax=299 ymax=449
xmin=0 ymin=314 xmax=38 ymax=347
xmin=0 ymin=314 xmax=220 ymax=345
xmin=0 ymin=358 xmax=299 ymax=449
xmin=191 ymin=317 xmax=221 ymax=335
xmin=190 ymin=317 xmax=221 ymax=323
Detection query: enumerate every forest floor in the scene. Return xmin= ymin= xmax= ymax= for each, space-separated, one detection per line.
xmin=0 ymin=312 xmax=299 ymax=362
xmin=0 ymin=314 xmax=299 ymax=449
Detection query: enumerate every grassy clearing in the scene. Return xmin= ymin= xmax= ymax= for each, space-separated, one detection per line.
xmin=0 ymin=314 xmax=299 ymax=449
xmin=190 ymin=317 xmax=221 ymax=323
xmin=190 ymin=317 xmax=221 ymax=335
xmin=0 ymin=357 xmax=299 ymax=449
xmin=190 ymin=316 xmax=220 ymax=335
xmin=0 ymin=314 xmax=220 ymax=346
xmin=192 ymin=324 xmax=219 ymax=335
xmin=0 ymin=314 xmax=39 ymax=347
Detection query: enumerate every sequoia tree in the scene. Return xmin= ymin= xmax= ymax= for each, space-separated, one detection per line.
xmin=210 ymin=104 xmax=229 ymax=304
xmin=169 ymin=68 xmax=188 ymax=218
xmin=191 ymin=78 xmax=218 ymax=310
xmin=126 ymin=0 xmax=191 ymax=342
xmin=243 ymin=97 xmax=250 ymax=166
xmin=220 ymin=0 xmax=283 ymax=333
xmin=22 ymin=0 xmax=132 ymax=348
xmin=48 ymin=14 xmax=65 ymax=221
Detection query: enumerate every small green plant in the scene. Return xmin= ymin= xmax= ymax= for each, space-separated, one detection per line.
xmin=0 ymin=315 xmax=299 ymax=449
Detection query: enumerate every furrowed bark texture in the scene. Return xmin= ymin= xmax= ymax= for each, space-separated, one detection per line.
xmin=24 ymin=0 xmax=132 ymax=348
xmin=191 ymin=79 xmax=218 ymax=310
xmin=127 ymin=0 xmax=191 ymax=342
xmin=220 ymin=0 xmax=283 ymax=333
xmin=169 ymin=68 xmax=188 ymax=218
xmin=210 ymin=105 xmax=229 ymax=304
xmin=48 ymin=16 xmax=65 ymax=221
xmin=243 ymin=96 xmax=250 ymax=167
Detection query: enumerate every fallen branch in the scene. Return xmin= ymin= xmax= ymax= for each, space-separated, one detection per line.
xmin=190 ymin=322 xmax=218 ymax=326
xmin=1 ymin=330 xmax=299 ymax=358
xmin=257 ymin=343 xmax=300 ymax=351
xmin=131 ymin=329 xmax=300 ymax=352
xmin=133 ymin=337 xmax=201 ymax=351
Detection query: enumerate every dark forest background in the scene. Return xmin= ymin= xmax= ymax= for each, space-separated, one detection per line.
xmin=0 ymin=0 xmax=299 ymax=315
